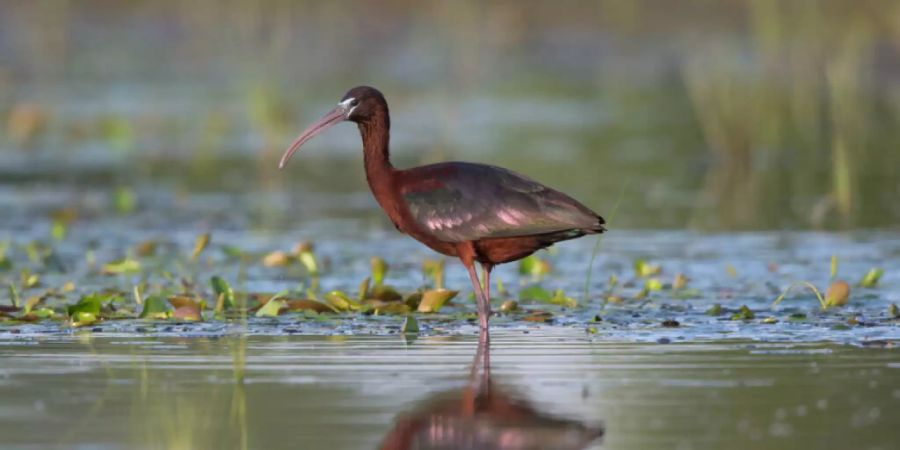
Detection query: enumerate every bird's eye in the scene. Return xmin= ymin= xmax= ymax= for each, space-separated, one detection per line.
xmin=350 ymin=99 xmax=360 ymax=107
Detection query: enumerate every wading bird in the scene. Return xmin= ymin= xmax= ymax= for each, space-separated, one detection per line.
xmin=279 ymin=86 xmax=605 ymax=336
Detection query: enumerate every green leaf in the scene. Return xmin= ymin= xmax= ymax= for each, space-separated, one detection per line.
xmin=549 ymin=289 xmax=578 ymax=308
xmin=256 ymin=291 xmax=288 ymax=317
xmin=211 ymin=276 xmax=236 ymax=309
xmin=499 ymin=300 xmax=518 ymax=313
xmin=519 ymin=255 xmax=551 ymax=278
xmin=830 ymin=255 xmax=838 ymax=279
xmin=417 ymin=289 xmax=458 ymax=313
xmin=51 ymin=219 xmax=67 ymax=240
xmin=8 ymin=283 xmax=19 ymax=309
xmin=370 ymin=257 xmax=388 ymax=286
xmin=633 ymin=259 xmax=660 ymax=278
xmin=23 ymin=295 xmax=42 ymax=314
xmin=324 ymin=290 xmax=361 ymax=312
xmin=357 ymin=277 xmax=370 ymax=301
xmin=422 ymin=259 xmax=445 ymax=289
xmin=298 ymin=250 xmax=318 ymax=275
xmin=705 ymin=303 xmax=723 ymax=316
xmin=191 ymin=233 xmax=211 ymax=262
xmin=369 ymin=285 xmax=402 ymax=302
xmin=858 ymin=268 xmax=883 ymax=288
xmin=644 ymin=278 xmax=663 ymax=291
xmin=101 ymin=258 xmax=141 ymax=275
xmin=221 ymin=245 xmax=244 ymax=260
xmin=113 ymin=186 xmax=136 ymax=214
xmin=518 ymin=285 xmax=553 ymax=303
xmin=401 ymin=315 xmax=419 ymax=334
xmin=139 ymin=295 xmax=170 ymax=320
xmin=731 ymin=305 xmax=755 ymax=321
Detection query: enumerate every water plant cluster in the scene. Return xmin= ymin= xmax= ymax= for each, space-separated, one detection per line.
xmin=0 ymin=223 xmax=895 ymax=338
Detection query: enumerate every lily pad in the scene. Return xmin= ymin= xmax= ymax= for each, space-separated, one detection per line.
xmin=101 ymin=258 xmax=141 ymax=275
xmin=825 ymin=280 xmax=850 ymax=307
xmin=417 ymin=289 xmax=458 ymax=313
xmin=139 ymin=295 xmax=170 ymax=320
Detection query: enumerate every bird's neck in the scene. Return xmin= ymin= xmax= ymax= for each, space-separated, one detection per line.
xmin=357 ymin=111 xmax=396 ymax=205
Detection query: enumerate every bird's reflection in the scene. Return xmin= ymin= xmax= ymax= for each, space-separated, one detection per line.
xmin=380 ymin=334 xmax=604 ymax=450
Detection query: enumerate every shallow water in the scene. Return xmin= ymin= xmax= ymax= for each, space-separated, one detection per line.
xmin=0 ymin=332 xmax=896 ymax=450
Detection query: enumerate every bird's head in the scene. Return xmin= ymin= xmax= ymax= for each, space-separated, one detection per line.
xmin=278 ymin=86 xmax=386 ymax=169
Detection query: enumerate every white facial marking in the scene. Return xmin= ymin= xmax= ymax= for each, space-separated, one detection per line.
xmin=339 ymin=98 xmax=358 ymax=117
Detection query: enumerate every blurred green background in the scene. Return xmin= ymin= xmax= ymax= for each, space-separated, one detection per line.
xmin=1 ymin=0 xmax=898 ymax=231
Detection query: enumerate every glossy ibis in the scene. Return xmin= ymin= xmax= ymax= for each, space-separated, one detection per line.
xmin=279 ymin=86 xmax=605 ymax=335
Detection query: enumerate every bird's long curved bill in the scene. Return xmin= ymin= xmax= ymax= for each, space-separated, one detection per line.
xmin=278 ymin=105 xmax=346 ymax=169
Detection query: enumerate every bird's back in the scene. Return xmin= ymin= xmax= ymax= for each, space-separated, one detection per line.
xmin=397 ymin=162 xmax=605 ymax=244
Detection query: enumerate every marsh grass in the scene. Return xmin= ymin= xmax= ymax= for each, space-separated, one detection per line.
xmin=681 ymin=1 xmax=899 ymax=229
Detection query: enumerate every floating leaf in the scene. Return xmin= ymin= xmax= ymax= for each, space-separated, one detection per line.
xmin=417 ymin=289 xmax=458 ymax=313
xmin=67 ymin=295 xmax=103 ymax=326
xmin=286 ymin=299 xmax=335 ymax=314
xmin=50 ymin=219 xmax=67 ymax=241
xmin=858 ymin=268 xmax=883 ymax=288
xmin=113 ymin=186 xmax=136 ymax=214
xmin=369 ymin=285 xmax=402 ymax=302
xmin=422 ymin=259 xmax=445 ymax=289
xmin=139 ymin=295 xmax=170 ymax=320
xmin=364 ymin=299 xmax=410 ymax=315
xmin=762 ymin=317 xmax=778 ymax=324
xmin=644 ymin=278 xmax=663 ymax=291
xmin=825 ymin=280 xmax=850 ymax=307
xmin=262 ymin=250 xmax=291 ymax=267
xmin=404 ymin=292 xmax=422 ymax=310
xmin=518 ymin=285 xmax=553 ymax=303
xmin=549 ymin=289 xmax=578 ymax=308
xmin=101 ymin=258 xmax=141 ymax=275
xmin=168 ymin=296 xmax=203 ymax=322
xmin=706 ymin=303 xmax=723 ymax=316
xmin=500 ymin=300 xmax=518 ymax=313
xmin=370 ymin=257 xmax=388 ymax=286
xmin=324 ymin=290 xmax=361 ymax=312
xmin=889 ymin=304 xmax=899 ymax=319
xmin=731 ymin=305 xmax=755 ymax=321
xmin=401 ymin=315 xmax=419 ymax=334
xmin=221 ymin=245 xmax=244 ymax=260
xmin=522 ymin=310 xmax=554 ymax=323
xmin=634 ymin=259 xmax=660 ymax=278
xmin=191 ymin=233 xmax=211 ymax=262
xmin=255 ymin=292 xmax=288 ymax=318
xmin=357 ymin=277 xmax=370 ymax=301
xmin=210 ymin=276 xmax=235 ymax=309
xmin=294 ymin=242 xmax=318 ymax=275
xmin=519 ymin=254 xmax=551 ymax=278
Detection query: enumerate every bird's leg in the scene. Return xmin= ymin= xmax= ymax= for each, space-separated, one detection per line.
xmin=465 ymin=263 xmax=491 ymax=333
xmin=480 ymin=262 xmax=494 ymax=317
